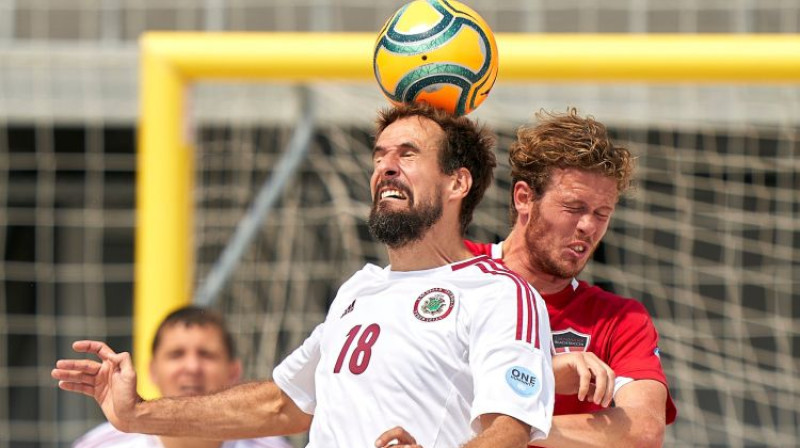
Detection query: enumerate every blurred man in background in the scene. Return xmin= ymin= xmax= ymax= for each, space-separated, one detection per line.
xmin=72 ymin=306 xmax=291 ymax=448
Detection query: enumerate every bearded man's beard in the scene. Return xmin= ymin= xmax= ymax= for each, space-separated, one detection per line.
xmin=368 ymin=195 xmax=444 ymax=249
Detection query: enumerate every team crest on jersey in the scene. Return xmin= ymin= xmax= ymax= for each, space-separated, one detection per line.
xmin=552 ymin=328 xmax=591 ymax=353
xmin=413 ymin=288 xmax=455 ymax=322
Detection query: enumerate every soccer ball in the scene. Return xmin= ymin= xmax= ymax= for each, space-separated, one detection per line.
xmin=373 ymin=0 xmax=499 ymax=116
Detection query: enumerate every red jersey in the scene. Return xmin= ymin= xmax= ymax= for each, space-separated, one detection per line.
xmin=465 ymin=240 xmax=677 ymax=425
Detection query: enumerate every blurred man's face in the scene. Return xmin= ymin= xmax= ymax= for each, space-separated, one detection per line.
xmin=150 ymin=324 xmax=241 ymax=397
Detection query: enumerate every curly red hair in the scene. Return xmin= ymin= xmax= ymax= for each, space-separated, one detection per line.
xmin=509 ymin=108 xmax=635 ymax=223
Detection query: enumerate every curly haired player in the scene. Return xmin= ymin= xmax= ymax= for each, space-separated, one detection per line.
xmin=465 ymin=108 xmax=677 ymax=448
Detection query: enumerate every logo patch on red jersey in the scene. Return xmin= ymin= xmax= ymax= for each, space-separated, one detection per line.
xmin=552 ymin=328 xmax=591 ymax=353
xmin=413 ymin=288 xmax=455 ymax=322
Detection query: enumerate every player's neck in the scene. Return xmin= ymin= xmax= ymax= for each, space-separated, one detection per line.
xmin=502 ymin=231 xmax=573 ymax=295
xmin=159 ymin=436 xmax=223 ymax=448
xmin=386 ymin=223 xmax=472 ymax=272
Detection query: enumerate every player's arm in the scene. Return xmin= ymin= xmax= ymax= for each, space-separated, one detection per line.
xmin=130 ymin=380 xmax=311 ymax=438
xmin=52 ymin=340 xmax=311 ymax=439
xmin=375 ymin=415 xmax=530 ymax=448
xmin=537 ymin=299 xmax=673 ymax=448
xmin=534 ymin=379 xmax=667 ymax=448
xmin=462 ymin=414 xmax=530 ymax=448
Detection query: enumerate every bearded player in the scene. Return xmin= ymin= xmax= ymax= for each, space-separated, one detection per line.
xmin=53 ymin=103 xmax=555 ymax=448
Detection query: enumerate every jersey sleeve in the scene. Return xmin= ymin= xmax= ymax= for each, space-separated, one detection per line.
xmin=272 ymin=323 xmax=323 ymax=415
xmin=467 ymin=273 xmax=555 ymax=441
xmin=607 ymin=301 xmax=677 ymax=424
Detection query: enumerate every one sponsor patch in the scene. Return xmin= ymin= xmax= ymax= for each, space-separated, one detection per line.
xmin=413 ymin=288 xmax=455 ymax=322
xmin=505 ymin=366 xmax=541 ymax=397
xmin=552 ymin=328 xmax=591 ymax=353
xmin=654 ymin=347 xmax=661 ymax=358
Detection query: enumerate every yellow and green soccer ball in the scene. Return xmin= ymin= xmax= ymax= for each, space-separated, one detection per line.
xmin=373 ymin=0 xmax=499 ymax=116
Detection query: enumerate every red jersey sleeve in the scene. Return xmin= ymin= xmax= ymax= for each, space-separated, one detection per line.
xmin=607 ymin=300 xmax=678 ymax=424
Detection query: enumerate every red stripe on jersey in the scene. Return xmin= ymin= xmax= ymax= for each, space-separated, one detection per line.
xmin=451 ymin=255 xmax=491 ymax=271
xmin=472 ymin=260 xmax=540 ymax=349
xmin=474 ymin=261 xmax=524 ymax=341
xmin=486 ymin=258 xmax=537 ymax=346
xmin=489 ymin=258 xmax=538 ymax=348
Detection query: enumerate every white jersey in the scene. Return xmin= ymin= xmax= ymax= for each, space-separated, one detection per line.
xmin=273 ymin=255 xmax=554 ymax=447
xmin=72 ymin=422 xmax=292 ymax=448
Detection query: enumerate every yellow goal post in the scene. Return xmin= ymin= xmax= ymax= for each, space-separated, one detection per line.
xmin=136 ymin=32 xmax=800 ymax=398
